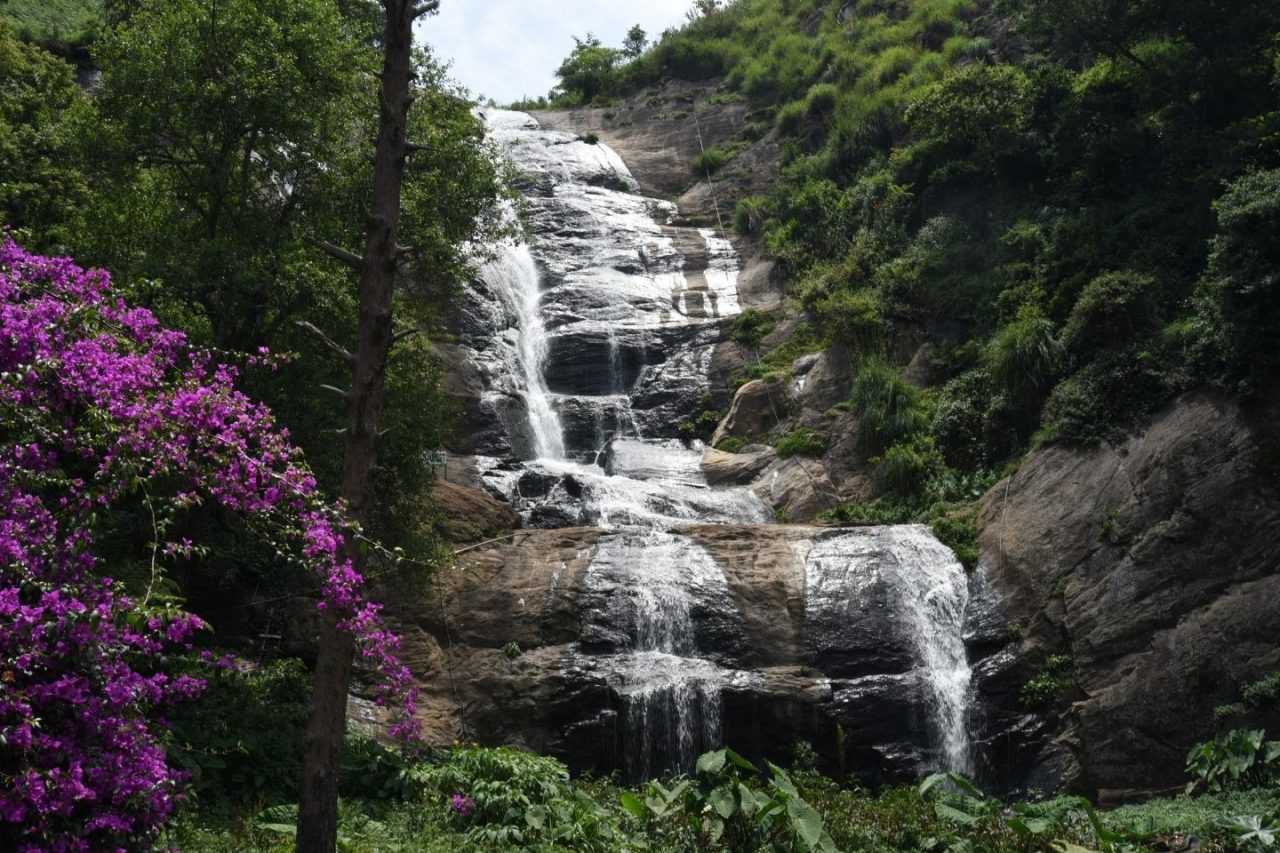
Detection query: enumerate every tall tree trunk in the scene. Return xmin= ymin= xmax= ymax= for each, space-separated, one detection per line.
xmin=296 ymin=2 xmax=436 ymax=849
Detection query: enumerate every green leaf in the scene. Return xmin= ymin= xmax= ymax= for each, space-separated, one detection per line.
xmin=619 ymin=792 xmax=646 ymax=819
xmin=785 ymin=793 xmax=839 ymax=852
xmin=709 ymin=785 xmax=737 ymax=819
xmin=697 ymin=749 xmax=727 ymax=776
xmin=767 ymin=761 xmax=799 ymax=798
xmin=946 ymin=772 xmax=986 ymax=800
xmin=725 ymin=747 xmax=759 ymax=773
xmin=934 ymin=802 xmax=981 ymax=825
xmin=919 ymin=772 xmax=950 ymax=798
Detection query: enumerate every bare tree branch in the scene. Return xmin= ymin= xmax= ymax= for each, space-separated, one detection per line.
xmin=391 ymin=326 xmax=426 ymax=344
xmin=305 ymin=236 xmax=364 ymax=270
xmin=318 ymin=384 xmax=350 ymax=399
xmin=293 ymin=320 xmax=355 ymax=365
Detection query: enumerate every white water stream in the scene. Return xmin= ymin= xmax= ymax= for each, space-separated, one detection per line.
xmin=470 ymin=108 xmax=973 ymax=779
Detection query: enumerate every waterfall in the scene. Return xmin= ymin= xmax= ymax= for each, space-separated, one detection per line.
xmin=584 ymin=531 xmax=741 ymax=779
xmin=805 ymin=527 xmax=973 ymax=774
xmin=479 ymin=244 xmax=565 ymax=461
xmin=468 ymin=109 xmax=976 ymax=783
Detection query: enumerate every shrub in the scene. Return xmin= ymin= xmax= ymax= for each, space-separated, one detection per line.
xmin=402 ymin=746 xmax=634 ymax=849
xmin=167 ymin=658 xmax=311 ymax=808
xmin=730 ymin=307 xmax=773 ymax=346
xmin=984 ymin=310 xmax=1063 ymax=424
xmin=715 ymin=435 xmax=750 ymax=453
xmin=621 ymin=748 xmax=838 ymax=852
xmin=876 ymin=436 xmax=944 ymax=497
xmin=1061 ymin=270 xmax=1161 ymax=358
xmin=1195 ymin=167 xmax=1280 ymax=389
xmin=930 ymin=504 xmax=979 ymax=571
xmin=816 ymin=288 xmax=886 ymax=356
xmin=1020 ymin=655 xmax=1075 ymax=707
xmin=692 ymin=142 xmax=746 ymax=174
xmin=932 ymin=368 xmax=1017 ymax=468
xmin=733 ymin=195 xmax=770 ymax=235
xmin=1185 ymin=729 xmax=1280 ymax=795
xmin=775 ymin=427 xmax=826 ymax=458
xmin=851 ymin=358 xmax=927 ymax=453
xmin=1242 ymin=671 xmax=1280 ymax=709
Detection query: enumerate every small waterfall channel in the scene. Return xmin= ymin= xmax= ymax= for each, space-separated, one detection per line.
xmin=464 ymin=109 xmax=973 ymax=781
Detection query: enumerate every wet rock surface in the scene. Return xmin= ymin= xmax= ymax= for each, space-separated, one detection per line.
xmin=401 ymin=107 xmax=992 ymax=790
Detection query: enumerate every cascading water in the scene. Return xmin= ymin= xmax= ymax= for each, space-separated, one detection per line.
xmin=463 ymin=108 xmax=974 ymax=781
xmin=478 ymin=244 xmax=565 ymax=460
xmin=804 ymin=527 xmax=973 ymax=773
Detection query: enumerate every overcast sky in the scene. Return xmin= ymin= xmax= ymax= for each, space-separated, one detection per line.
xmin=417 ymin=0 xmax=695 ymax=105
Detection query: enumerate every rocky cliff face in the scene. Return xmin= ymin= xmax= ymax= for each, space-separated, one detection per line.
xmin=388 ymin=523 xmax=978 ymax=784
xmin=973 ymin=390 xmax=1280 ymax=800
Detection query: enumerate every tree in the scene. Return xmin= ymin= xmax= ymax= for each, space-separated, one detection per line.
xmin=294 ymin=1 xmax=513 ymax=849
xmin=77 ymin=0 xmax=506 ymax=551
xmin=0 ymin=238 xmax=415 ymax=850
xmin=0 ymin=22 xmax=89 ymax=250
xmin=623 ymin=24 xmax=647 ymax=59
xmin=80 ymin=0 xmax=370 ymax=351
xmin=554 ymin=33 xmax=622 ymax=104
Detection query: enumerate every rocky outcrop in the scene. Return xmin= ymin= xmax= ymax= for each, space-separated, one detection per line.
xmin=712 ymin=378 xmax=786 ymax=445
xmin=701 ymin=444 xmax=777 ymax=485
xmin=430 ymin=479 xmax=522 ymax=544
xmin=386 ymin=523 xmax=982 ymax=785
xmin=974 ymin=390 xmax=1280 ymax=800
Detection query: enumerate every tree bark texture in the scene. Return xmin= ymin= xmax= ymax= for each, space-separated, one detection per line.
xmin=296 ymin=2 xmax=430 ymax=849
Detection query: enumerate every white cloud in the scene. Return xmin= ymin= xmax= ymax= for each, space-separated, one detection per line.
xmin=417 ymin=0 xmax=693 ymax=104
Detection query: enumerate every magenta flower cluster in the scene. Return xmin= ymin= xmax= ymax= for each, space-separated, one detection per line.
xmin=0 ymin=238 xmax=419 ymax=850
xmin=449 ymin=793 xmax=476 ymax=817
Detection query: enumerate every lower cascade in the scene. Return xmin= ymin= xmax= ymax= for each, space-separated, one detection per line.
xmin=440 ymin=108 xmax=975 ymax=783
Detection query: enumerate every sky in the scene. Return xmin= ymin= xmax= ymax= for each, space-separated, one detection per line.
xmin=417 ymin=0 xmax=696 ymax=105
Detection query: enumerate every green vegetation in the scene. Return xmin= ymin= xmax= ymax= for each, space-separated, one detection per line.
xmin=774 ymin=427 xmax=826 ymax=458
xmin=1020 ymin=654 xmax=1076 ymax=708
xmin=691 ymin=141 xmax=748 ymax=174
xmin=1186 ymin=730 xmax=1280 ymax=795
xmin=167 ymin=740 xmax=1280 ymax=852
xmin=545 ymin=0 xmax=1280 ymax=526
xmin=0 ymin=0 xmax=101 ymax=50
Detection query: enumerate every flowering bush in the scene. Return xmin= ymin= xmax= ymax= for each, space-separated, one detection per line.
xmin=0 ymin=238 xmax=417 ymax=850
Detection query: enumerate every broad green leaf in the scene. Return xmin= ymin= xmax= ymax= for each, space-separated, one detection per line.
xmin=725 ymin=747 xmax=759 ymax=773
xmin=767 ymin=761 xmax=799 ymax=798
xmin=934 ymin=802 xmax=981 ymax=825
xmin=697 ymin=749 xmax=727 ymax=776
xmin=709 ymin=785 xmax=737 ymax=819
xmin=619 ymin=792 xmax=646 ymax=819
xmin=785 ymin=793 xmax=839 ymax=852
xmin=918 ymin=772 xmax=950 ymax=798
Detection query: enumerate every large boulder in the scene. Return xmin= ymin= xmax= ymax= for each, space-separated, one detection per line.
xmin=750 ymin=457 xmax=839 ymax=523
xmin=712 ymin=379 xmax=786 ymax=446
xmin=701 ymin=444 xmax=778 ymax=485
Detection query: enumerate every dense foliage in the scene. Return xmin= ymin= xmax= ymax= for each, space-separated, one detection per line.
xmin=164 ymin=741 xmax=1280 ymax=852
